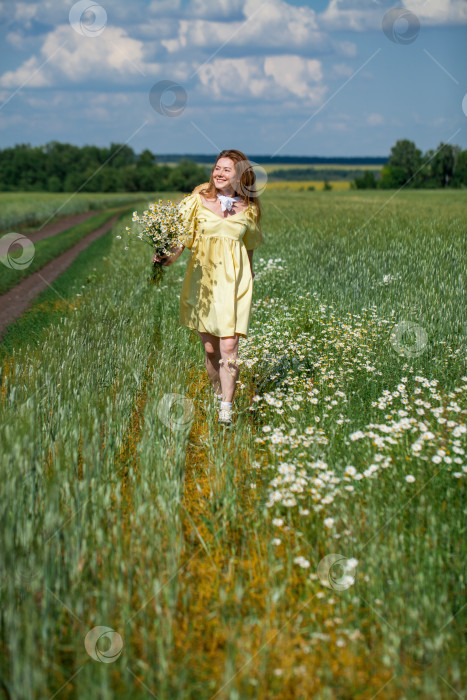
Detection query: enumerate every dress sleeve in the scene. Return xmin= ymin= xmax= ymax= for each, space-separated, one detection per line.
xmin=177 ymin=193 xmax=199 ymax=250
xmin=242 ymin=205 xmax=264 ymax=251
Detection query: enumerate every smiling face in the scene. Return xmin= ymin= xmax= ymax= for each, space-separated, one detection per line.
xmin=212 ymin=157 xmax=237 ymax=194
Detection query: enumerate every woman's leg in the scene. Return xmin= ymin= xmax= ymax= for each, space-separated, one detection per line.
xmin=196 ymin=331 xmax=222 ymax=394
xmin=219 ymin=334 xmax=240 ymax=403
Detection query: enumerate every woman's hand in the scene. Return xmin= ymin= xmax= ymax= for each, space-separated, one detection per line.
xmin=153 ymin=252 xmax=170 ymax=265
xmin=153 ymin=245 xmax=184 ymax=267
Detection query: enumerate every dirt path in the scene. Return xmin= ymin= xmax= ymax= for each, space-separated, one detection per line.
xmin=25 ymin=210 xmax=104 ymax=243
xmin=0 ymin=214 xmax=119 ymax=341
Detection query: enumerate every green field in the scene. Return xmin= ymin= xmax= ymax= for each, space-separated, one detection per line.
xmin=0 ymin=193 xmax=183 ymax=295
xmin=0 ymin=191 xmax=176 ymax=233
xmin=0 ymin=208 xmax=124 ymax=295
xmin=0 ymin=189 xmax=465 ymax=698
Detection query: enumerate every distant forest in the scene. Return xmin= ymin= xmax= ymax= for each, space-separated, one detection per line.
xmin=0 ymin=139 xmax=465 ymax=192
xmin=353 ymin=139 xmax=467 ymax=189
xmin=0 ymin=142 xmax=209 ymax=193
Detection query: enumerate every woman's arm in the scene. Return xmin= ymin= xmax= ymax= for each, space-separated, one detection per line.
xmin=166 ymin=244 xmax=185 ymax=265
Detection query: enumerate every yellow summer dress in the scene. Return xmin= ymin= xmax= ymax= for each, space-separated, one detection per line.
xmin=178 ymin=192 xmax=263 ymax=339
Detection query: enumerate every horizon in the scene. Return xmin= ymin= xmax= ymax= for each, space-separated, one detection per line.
xmin=1 ymin=143 xmax=392 ymax=161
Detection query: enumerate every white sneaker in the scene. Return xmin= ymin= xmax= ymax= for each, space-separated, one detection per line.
xmin=218 ymin=407 xmax=233 ymax=425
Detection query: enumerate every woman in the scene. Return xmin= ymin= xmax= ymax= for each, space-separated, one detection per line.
xmin=154 ymin=149 xmax=264 ymax=426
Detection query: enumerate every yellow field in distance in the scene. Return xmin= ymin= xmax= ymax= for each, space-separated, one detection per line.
xmin=264 ymin=180 xmax=352 ymax=191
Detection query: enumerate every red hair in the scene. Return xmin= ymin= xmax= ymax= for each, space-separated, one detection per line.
xmin=193 ymin=149 xmax=262 ymax=227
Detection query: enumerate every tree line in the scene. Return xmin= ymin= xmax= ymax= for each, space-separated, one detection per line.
xmin=354 ymin=139 xmax=467 ymax=189
xmin=1 ymin=138 xmax=466 ymax=192
xmin=0 ymin=142 xmax=209 ymax=193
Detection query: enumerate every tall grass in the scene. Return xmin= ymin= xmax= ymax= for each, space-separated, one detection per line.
xmin=0 ymin=189 xmax=465 ymax=698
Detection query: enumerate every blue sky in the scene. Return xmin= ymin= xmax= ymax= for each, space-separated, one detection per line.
xmin=0 ymin=0 xmax=466 ymax=157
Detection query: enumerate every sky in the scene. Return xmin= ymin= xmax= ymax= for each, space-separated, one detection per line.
xmin=0 ymin=0 xmax=466 ymax=158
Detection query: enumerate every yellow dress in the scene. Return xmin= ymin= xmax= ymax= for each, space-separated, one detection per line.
xmin=178 ymin=192 xmax=263 ymax=339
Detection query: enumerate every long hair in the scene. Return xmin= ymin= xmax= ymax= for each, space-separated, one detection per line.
xmin=192 ymin=149 xmax=262 ymax=227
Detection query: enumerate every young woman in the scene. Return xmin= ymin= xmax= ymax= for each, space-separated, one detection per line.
xmin=154 ymin=149 xmax=264 ymax=426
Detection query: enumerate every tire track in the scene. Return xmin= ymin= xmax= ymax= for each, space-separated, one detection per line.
xmin=169 ymin=367 xmax=276 ymax=693
xmin=15 ymin=210 xmax=103 ymax=244
xmin=0 ymin=214 xmax=119 ymax=340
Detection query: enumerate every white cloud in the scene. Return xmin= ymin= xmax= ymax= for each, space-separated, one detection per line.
xmin=6 ymin=31 xmax=29 ymax=50
xmin=412 ymin=112 xmax=449 ymax=127
xmin=331 ymin=41 xmax=358 ymax=58
xmin=0 ymin=0 xmax=334 ymax=92
xmin=333 ymin=63 xmax=355 ymax=77
xmin=180 ymin=0 xmax=245 ymax=19
xmin=196 ymin=57 xmax=270 ymax=98
xmin=367 ymin=112 xmax=384 ymax=125
xmin=147 ymin=0 xmax=183 ymax=14
xmin=79 ymin=93 xmax=134 ymax=121
xmin=0 ymin=88 xmax=143 ymax=137
xmin=318 ymin=0 xmax=467 ymax=31
xmin=0 ymin=0 xmax=68 ymax=26
xmin=315 ymin=119 xmax=350 ymax=132
xmin=24 ymin=94 xmax=68 ymax=108
xmin=319 ymin=0 xmax=377 ymax=32
xmin=23 ymin=90 xmax=133 ymax=119
xmin=404 ymin=0 xmax=467 ymax=24
xmin=331 ymin=123 xmax=349 ymax=131
xmin=10 ymin=2 xmax=39 ymax=23
xmin=264 ymin=55 xmax=323 ymax=99
xmin=197 ymin=55 xmax=326 ymax=103
xmin=119 ymin=18 xmax=183 ymax=47
xmin=161 ymin=0 xmax=329 ymax=53
xmin=0 ymin=24 xmax=164 ymax=88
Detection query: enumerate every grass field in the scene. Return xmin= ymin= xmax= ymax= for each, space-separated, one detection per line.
xmin=0 ymin=189 xmax=465 ymax=698
xmin=0 ymin=192 xmax=179 ymax=233
xmin=0 ymin=207 xmax=123 ymax=295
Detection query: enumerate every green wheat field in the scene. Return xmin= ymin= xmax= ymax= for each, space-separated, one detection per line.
xmin=0 ymin=188 xmax=465 ymax=699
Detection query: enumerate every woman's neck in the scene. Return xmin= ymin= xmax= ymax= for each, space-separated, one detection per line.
xmin=216 ymin=186 xmax=236 ymax=197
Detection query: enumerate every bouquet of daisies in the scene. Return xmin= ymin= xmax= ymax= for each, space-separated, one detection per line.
xmin=126 ymin=198 xmax=187 ymax=286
